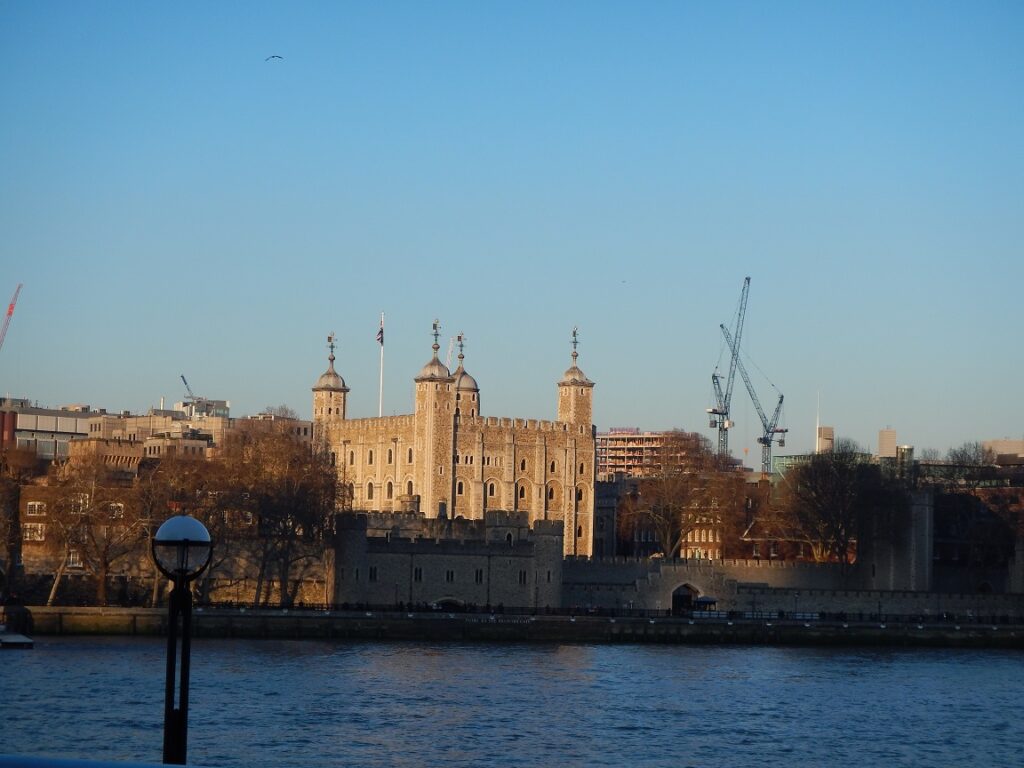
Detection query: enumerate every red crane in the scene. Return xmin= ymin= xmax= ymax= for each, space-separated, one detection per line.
xmin=0 ymin=284 xmax=22 ymax=353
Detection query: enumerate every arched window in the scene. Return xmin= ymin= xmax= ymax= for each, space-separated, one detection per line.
xmin=547 ymin=486 xmax=554 ymax=500
xmin=576 ymin=526 xmax=583 ymax=538
xmin=518 ymin=485 xmax=525 ymax=499
xmin=386 ymin=482 xmax=393 ymax=500
xmin=550 ymin=461 xmax=556 ymax=473
xmin=387 ymin=448 xmax=393 ymax=464
xmin=576 ymin=488 xmax=584 ymax=502
xmin=407 ymin=480 xmax=413 ymax=495
xmin=407 ymin=448 xmax=413 ymax=463
xmin=368 ymin=450 xmax=374 ymax=465
xmin=506 ymin=532 xmax=513 ymax=546
xmin=579 ymin=462 xmax=585 ymax=474
xmin=349 ymin=451 xmax=354 ymax=465
xmin=520 ymin=459 xmax=526 ymax=472
xmin=456 ymin=481 xmax=464 ymax=495
xmin=488 ymin=482 xmax=495 ymax=497
xmin=366 ymin=483 xmax=374 ymax=500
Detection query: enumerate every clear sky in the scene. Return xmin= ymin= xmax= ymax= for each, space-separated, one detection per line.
xmin=1 ymin=1 xmax=1022 ymax=465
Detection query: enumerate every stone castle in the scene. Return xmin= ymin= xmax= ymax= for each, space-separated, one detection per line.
xmin=312 ymin=324 xmax=597 ymax=557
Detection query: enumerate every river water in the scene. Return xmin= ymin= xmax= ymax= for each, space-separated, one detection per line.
xmin=1 ymin=637 xmax=1022 ymax=767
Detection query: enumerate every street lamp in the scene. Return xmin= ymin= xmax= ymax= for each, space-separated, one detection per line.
xmin=152 ymin=515 xmax=212 ymax=765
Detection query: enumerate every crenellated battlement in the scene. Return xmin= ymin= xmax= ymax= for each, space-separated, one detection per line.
xmin=338 ymin=414 xmax=416 ymax=429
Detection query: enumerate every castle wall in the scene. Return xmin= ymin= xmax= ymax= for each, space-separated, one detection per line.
xmin=332 ymin=511 xmax=563 ymax=609
xmin=561 ymin=554 xmax=1023 ymax=618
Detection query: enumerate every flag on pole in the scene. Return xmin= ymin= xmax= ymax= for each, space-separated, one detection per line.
xmin=376 ymin=316 xmax=384 ymax=346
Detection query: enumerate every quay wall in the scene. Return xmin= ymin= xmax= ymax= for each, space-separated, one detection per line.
xmin=12 ymin=606 xmax=1024 ymax=648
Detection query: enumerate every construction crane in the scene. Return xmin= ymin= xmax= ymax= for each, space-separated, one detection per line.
xmin=0 ymin=283 xmax=23 ymax=354
xmin=708 ymin=277 xmax=750 ymax=457
xmin=721 ymin=324 xmax=788 ymax=477
xmin=180 ymin=374 xmax=198 ymax=403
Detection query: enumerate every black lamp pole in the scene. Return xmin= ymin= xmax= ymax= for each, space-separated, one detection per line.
xmin=153 ymin=516 xmax=211 ymax=767
xmin=163 ymin=573 xmax=193 ymax=764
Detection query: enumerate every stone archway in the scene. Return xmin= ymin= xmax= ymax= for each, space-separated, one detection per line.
xmin=671 ymin=583 xmax=700 ymax=615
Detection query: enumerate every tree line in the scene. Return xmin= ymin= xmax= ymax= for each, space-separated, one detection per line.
xmin=615 ymin=432 xmax=1021 ymax=570
xmin=1 ymin=420 xmax=347 ymax=607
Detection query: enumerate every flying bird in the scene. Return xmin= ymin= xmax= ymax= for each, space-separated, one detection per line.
xmin=265 ymin=55 xmax=283 ymax=61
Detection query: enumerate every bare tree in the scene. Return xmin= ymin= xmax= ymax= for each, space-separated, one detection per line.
xmin=47 ymin=455 xmax=147 ymax=605
xmin=778 ymin=438 xmax=904 ymax=567
xmin=214 ymin=422 xmax=341 ymax=607
xmin=263 ymin=404 xmax=299 ymax=420
xmin=616 ymin=431 xmax=744 ymax=558
xmin=944 ymin=441 xmax=998 ymax=494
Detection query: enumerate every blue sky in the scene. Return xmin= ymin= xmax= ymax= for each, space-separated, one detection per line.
xmin=1 ymin=1 xmax=1021 ymax=464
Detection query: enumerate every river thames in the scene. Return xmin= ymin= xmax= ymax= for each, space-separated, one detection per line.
xmin=2 ymin=637 xmax=1022 ymax=767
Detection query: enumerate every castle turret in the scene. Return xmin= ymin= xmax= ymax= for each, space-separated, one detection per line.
xmin=557 ymin=327 xmax=594 ymax=426
xmin=451 ymin=333 xmax=480 ymax=418
xmin=413 ymin=321 xmax=456 ymax=518
xmin=312 ymin=334 xmax=349 ymax=444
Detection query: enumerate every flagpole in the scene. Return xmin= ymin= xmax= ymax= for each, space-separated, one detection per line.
xmin=378 ymin=312 xmax=384 ymax=417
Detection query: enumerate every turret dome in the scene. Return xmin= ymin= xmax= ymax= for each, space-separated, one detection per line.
xmin=453 ymin=365 xmax=478 ymax=392
xmin=416 ymin=321 xmax=454 ymax=382
xmin=559 ymin=363 xmax=593 ymax=386
xmin=416 ymin=354 xmax=451 ymax=381
xmin=558 ymin=327 xmax=594 ymax=387
xmin=451 ymin=336 xmax=478 ymax=392
xmin=313 ymin=335 xmax=349 ymax=392
xmin=315 ymin=366 xmax=347 ymax=391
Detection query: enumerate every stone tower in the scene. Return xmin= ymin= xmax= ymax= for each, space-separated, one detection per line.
xmin=413 ymin=321 xmax=456 ymax=518
xmin=557 ymin=328 xmax=594 ymax=426
xmin=312 ymin=333 xmax=349 ymax=445
xmin=556 ymin=328 xmax=595 ymax=556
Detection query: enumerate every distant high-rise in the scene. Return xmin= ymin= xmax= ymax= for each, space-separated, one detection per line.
xmin=878 ymin=428 xmax=897 ymax=458
xmin=816 ymin=426 xmax=834 ymax=453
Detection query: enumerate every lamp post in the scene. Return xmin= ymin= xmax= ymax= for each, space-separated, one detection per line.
xmin=152 ymin=515 xmax=212 ymax=765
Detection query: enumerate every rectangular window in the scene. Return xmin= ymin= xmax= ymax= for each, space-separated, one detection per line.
xmin=414 ymin=567 xmax=422 ymax=583
xmin=445 ymin=569 xmax=455 ymax=584
xmin=518 ymin=570 xmax=527 ymax=585
xmin=354 ymin=568 xmax=360 ymax=583
xmin=546 ymin=570 xmax=551 ymax=583
xmin=70 ymin=493 xmax=89 ymax=514
xmin=108 ymin=502 xmax=125 ymax=519
xmin=26 ymin=501 xmax=46 ymax=516
xmin=369 ymin=566 xmax=378 ymax=582
xmin=475 ymin=568 xmax=484 ymax=584
xmin=23 ymin=523 xmax=45 ymax=541
xmin=68 ymin=549 xmax=83 ymax=568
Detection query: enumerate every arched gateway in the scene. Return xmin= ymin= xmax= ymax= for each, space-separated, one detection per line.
xmin=671 ymin=583 xmax=700 ymax=615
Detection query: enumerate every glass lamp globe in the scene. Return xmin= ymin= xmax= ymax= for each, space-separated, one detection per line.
xmin=152 ymin=515 xmax=212 ymax=580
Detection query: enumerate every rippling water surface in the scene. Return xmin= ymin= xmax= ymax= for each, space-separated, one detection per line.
xmin=2 ymin=637 xmax=1022 ymax=767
